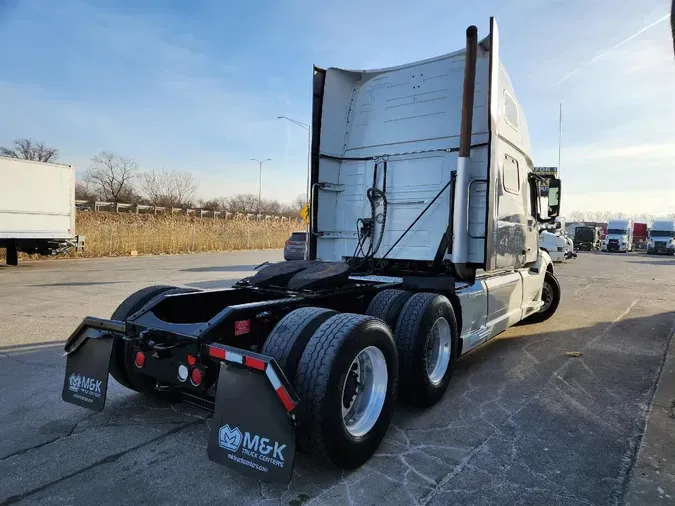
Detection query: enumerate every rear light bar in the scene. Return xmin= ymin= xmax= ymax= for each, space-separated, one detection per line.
xmin=207 ymin=344 xmax=299 ymax=413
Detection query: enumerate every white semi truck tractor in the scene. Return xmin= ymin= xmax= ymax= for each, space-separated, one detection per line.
xmin=647 ymin=220 xmax=675 ymax=255
xmin=60 ymin=18 xmax=563 ymax=483
xmin=602 ymin=219 xmax=633 ymax=252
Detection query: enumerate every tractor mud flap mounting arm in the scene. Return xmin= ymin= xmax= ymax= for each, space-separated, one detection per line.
xmin=206 ymin=343 xmax=299 ymax=484
xmin=61 ymin=317 xmax=125 ymax=412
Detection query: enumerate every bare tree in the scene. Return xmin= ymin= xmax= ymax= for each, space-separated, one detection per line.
xmin=75 ymin=181 xmax=98 ymax=201
xmin=85 ymin=151 xmax=138 ymax=203
xmin=566 ymin=210 xmax=675 ymax=224
xmin=225 ymin=194 xmax=260 ymax=214
xmin=140 ymin=168 xmax=198 ymax=208
xmin=198 ymin=198 xmax=226 ymax=211
xmin=0 ymin=138 xmax=58 ymax=162
xmin=292 ymin=193 xmax=307 ymax=211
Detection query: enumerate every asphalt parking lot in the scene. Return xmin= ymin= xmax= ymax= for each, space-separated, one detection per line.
xmin=1 ymin=250 xmax=674 ymax=506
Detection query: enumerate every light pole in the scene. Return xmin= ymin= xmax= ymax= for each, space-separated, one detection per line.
xmin=277 ymin=116 xmax=310 ymax=204
xmin=250 ymin=158 xmax=271 ymax=211
xmin=278 ymin=116 xmax=311 ymax=260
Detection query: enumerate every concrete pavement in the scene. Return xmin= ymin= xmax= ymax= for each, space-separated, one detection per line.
xmin=1 ymin=250 xmax=674 ymax=505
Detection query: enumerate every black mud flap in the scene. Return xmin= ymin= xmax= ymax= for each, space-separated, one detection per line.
xmin=207 ymin=362 xmax=296 ymax=483
xmin=62 ymin=318 xmax=120 ymax=412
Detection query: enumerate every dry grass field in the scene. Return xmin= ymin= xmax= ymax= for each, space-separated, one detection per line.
xmin=2 ymin=212 xmax=302 ymax=261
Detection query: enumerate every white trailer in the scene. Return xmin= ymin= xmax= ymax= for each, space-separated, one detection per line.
xmin=0 ymin=156 xmax=84 ymax=265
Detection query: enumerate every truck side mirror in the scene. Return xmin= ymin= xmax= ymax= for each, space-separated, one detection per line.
xmin=547 ymin=178 xmax=561 ymax=220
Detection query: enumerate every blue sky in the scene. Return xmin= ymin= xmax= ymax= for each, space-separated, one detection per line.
xmin=1 ymin=0 xmax=673 ymax=214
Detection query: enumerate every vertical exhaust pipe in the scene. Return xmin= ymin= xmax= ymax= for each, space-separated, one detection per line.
xmin=451 ymin=25 xmax=478 ymax=277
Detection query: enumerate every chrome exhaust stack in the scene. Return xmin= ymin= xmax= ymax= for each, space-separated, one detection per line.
xmin=451 ymin=25 xmax=478 ymax=279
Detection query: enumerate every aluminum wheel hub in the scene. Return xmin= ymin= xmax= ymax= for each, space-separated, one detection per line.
xmin=426 ymin=317 xmax=452 ymax=385
xmin=341 ymin=346 xmax=388 ymax=437
xmin=541 ymin=282 xmax=553 ymax=312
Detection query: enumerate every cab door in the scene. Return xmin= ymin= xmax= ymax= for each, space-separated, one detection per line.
xmin=521 ymin=172 xmax=545 ymax=313
xmin=523 ymin=168 xmax=539 ymax=265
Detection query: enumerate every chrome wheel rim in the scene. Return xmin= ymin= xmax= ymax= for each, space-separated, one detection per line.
xmin=426 ymin=317 xmax=452 ymax=385
xmin=541 ymin=282 xmax=553 ymax=312
xmin=341 ymin=346 xmax=388 ymax=437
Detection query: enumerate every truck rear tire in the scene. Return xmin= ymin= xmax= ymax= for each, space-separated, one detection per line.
xmin=110 ymin=285 xmax=197 ymax=398
xmin=261 ymin=307 xmax=338 ymax=384
xmin=294 ymin=313 xmax=398 ymax=469
xmin=365 ymin=289 xmax=413 ymax=330
xmin=525 ymin=271 xmax=561 ymax=323
xmin=394 ymin=293 xmax=458 ymax=408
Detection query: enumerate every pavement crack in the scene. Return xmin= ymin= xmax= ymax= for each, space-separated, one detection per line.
xmin=418 ymin=299 xmax=640 ymax=506
xmin=0 ymin=436 xmax=63 ymax=463
xmin=618 ymin=318 xmax=675 ymax=506
xmin=0 ymin=420 xmax=199 ymax=505
xmin=341 ymin=471 xmax=355 ymax=506
xmin=5 ymin=313 xmax=83 ymax=320
xmin=0 ymin=411 xmax=98 ymax=463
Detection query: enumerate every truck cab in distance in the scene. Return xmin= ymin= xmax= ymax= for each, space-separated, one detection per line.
xmin=602 ymin=219 xmax=633 ymax=252
xmin=647 ymin=220 xmax=675 ymax=255
xmin=573 ymin=226 xmax=601 ymax=251
xmin=59 ymin=18 xmax=563 ymax=483
xmin=540 ymin=229 xmax=572 ymax=262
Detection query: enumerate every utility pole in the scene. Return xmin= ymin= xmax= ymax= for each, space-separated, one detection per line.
xmin=250 ymin=158 xmax=271 ymax=211
xmin=558 ymin=102 xmax=562 ymax=178
xmin=277 ymin=116 xmax=311 ymax=204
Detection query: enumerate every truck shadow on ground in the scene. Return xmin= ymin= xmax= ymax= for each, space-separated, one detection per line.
xmin=31 ymin=281 xmax=126 ymax=287
xmin=1 ymin=311 xmax=674 ymax=505
xmin=181 ymin=265 xmax=260 ymax=273
xmin=628 ymin=258 xmax=675 ymax=266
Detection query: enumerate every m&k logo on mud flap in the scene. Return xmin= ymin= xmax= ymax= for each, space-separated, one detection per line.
xmin=68 ymin=373 xmax=102 ymax=398
xmin=219 ymin=425 xmax=243 ymax=452
xmin=218 ymin=424 xmax=287 ymax=469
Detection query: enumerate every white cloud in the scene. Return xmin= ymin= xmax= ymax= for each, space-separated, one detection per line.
xmin=563 ymin=190 xmax=675 ymax=215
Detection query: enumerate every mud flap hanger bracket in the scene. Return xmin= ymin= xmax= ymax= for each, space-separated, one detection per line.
xmin=207 ymin=343 xmax=300 ymax=415
xmin=63 ymin=317 xmax=125 ymax=355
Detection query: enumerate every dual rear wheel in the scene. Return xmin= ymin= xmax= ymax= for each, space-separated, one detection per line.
xmin=367 ymin=290 xmax=459 ymax=408
xmin=261 ymin=290 xmax=459 ymax=469
xmin=262 ymin=309 xmax=398 ymax=469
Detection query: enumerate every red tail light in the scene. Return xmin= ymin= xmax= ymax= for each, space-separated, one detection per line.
xmin=190 ymin=367 xmax=203 ymax=386
xmin=187 ymin=354 xmax=196 ymax=366
xmin=234 ymin=319 xmax=251 ymax=336
xmin=134 ymin=351 xmax=146 ymax=368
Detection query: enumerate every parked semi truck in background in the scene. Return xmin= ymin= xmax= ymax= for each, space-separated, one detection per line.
xmin=60 ymin=19 xmax=563 ymax=483
xmin=602 ymin=219 xmax=633 ymax=252
xmin=0 ymin=156 xmax=85 ymax=265
xmin=573 ymin=226 xmax=601 ymax=251
xmin=647 ymin=219 xmax=675 ymax=255
xmin=633 ymin=222 xmax=648 ymax=250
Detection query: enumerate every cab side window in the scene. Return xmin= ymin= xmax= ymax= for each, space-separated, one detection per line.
xmin=503 ymin=155 xmax=520 ymax=194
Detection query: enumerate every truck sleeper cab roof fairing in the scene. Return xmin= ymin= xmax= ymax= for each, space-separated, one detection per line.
xmin=310 ymin=17 xmax=534 ymax=277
